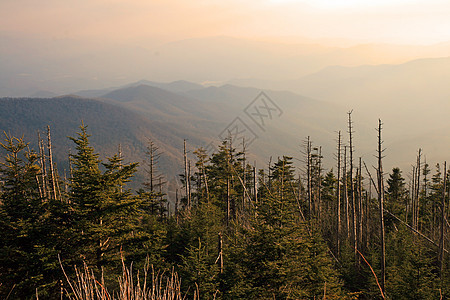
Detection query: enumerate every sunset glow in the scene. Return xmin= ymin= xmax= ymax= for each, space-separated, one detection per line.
xmin=0 ymin=0 xmax=449 ymax=45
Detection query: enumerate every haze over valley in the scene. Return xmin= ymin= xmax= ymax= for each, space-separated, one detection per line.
xmin=2 ymin=36 xmax=449 ymax=182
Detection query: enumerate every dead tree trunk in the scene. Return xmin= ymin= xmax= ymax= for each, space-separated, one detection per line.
xmin=188 ymin=160 xmax=192 ymax=207
xmin=358 ymin=158 xmax=363 ymax=254
xmin=348 ymin=111 xmax=357 ymax=261
xmin=47 ymin=126 xmax=57 ymax=201
xmin=411 ymin=165 xmax=416 ymax=228
xmin=253 ymin=164 xmax=258 ymax=205
xmin=439 ymin=161 xmax=446 ymax=277
xmin=344 ymin=146 xmax=349 ymax=238
xmin=218 ymin=232 xmax=224 ymax=273
xmin=318 ymin=146 xmax=322 ymax=219
xmin=336 ymin=131 xmax=342 ymax=256
xmin=365 ymin=189 xmax=370 ymax=250
xmin=226 ymin=153 xmax=231 ymax=226
xmin=268 ymin=156 xmax=272 ymax=190
xmin=242 ymin=137 xmax=246 ymax=212
xmin=415 ymin=149 xmax=422 ymax=231
xmin=228 ymin=138 xmax=236 ymax=221
xmin=37 ymin=131 xmax=47 ymax=200
xmin=203 ymin=166 xmax=210 ymax=203
xmin=364 ymin=160 xmax=379 ymax=251
xmin=281 ymin=158 xmax=285 ymax=202
xmin=377 ymin=119 xmax=386 ymax=295
xmin=307 ymin=137 xmax=312 ymax=218
xmin=184 ymin=139 xmax=191 ymax=209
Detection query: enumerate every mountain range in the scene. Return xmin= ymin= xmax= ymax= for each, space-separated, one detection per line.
xmin=2 ymin=35 xmax=450 ymax=194
xmin=2 ymin=35 xmax=450 ymax=97
xmin=0 ymin=82 xmax=351 ymax=197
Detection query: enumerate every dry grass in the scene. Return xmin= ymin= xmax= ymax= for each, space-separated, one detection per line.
xmin=60 ymin=258 xmax=196 ymax=300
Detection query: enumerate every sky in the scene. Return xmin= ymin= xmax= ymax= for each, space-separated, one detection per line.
xmin=1 ymin=0 xmax=450 ymax=45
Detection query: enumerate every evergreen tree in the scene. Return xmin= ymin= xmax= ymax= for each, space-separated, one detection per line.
xmin=166 ymin=195 xmax=225 ymax=296
xmin=68 ymin=125 xmax=138 ymax=274
xmin=0 ymin=134 xmax=44 ymax=298
xmin=386 ymin=226 xmax=440 ymax=299
xmin=180 ymin=237 xmax=219 ymax=299
xmin=0 ymin=134 xmax=66 ymax=298
xmin=206 ymin=139 xmax=245 ymax=225
xmin=386 ymin=167 xmax=408 ymax=229
xmin=225 ymin=156 xmax=345 ymax=299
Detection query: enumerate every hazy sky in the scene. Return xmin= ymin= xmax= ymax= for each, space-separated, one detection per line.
xmin=1 ymin=0 xmax=449 ymax=45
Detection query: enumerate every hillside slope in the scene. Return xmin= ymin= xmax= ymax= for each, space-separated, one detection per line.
xmin=0 ymin=96 xmax=193 ymax=189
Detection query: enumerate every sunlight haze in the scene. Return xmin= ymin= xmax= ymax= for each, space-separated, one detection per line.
xmin=1 ymin=0 xmax=449 ymax=44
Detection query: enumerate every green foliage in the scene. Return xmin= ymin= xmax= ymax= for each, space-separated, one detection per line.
xmin=223 ymin=156 xmax=345 ymax=299
xmin=227 ymin=222 xmax=345 ymax=299
xmin=68 ymin=125 xmax=139 ymax=273
xmin=0 ymin=134 xmax=65 ymax=298
xmin=386 ymin=167 xmax=408 ymax=229
xmin=165 ymin=200 xmax=224 ymax=297
xmin=180 ymin=238 xmax=219 ymax=299
xmin=3 ymin=129 xmax=450 ymax=300
xmin=386 ymin=226 xmax=440 ymax=299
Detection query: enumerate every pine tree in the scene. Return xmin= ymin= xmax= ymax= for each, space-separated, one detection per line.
xmin=165 ymin=188 xmax=225 ymax=297
xmin=180 ymin=238 xmax=219 ymax=299
xmin=386 ymin=167 xmax=408 ymax=230
xmin=206 ymin=139 xmax=244 ymax=226
xmin=0 ymin=134 xmax=44 ymax=297
xmin=138 ymin=139 xmax=167 ymax=217
xmin=0 ymin=134 xmax=66 ymax=298
xmin=225 ymin=156 xmax=346 ymax=299
xmin=386 ymin=226 xmax=440 ymax=299
xmin=68 ymin=124 xmax=138 ymax=273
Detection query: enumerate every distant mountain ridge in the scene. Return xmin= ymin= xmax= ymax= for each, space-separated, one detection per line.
xmin=2 ymin=35 xmax=450 ymax=98
xmin=100 ymin=84 xmax=218 ymax=122
xmin=75 ymin=80 xmax=204 ymax=98
xmin=3 ymin=78 xmax=448 ymax=196
xmin=0 ymin=83 xmax=351 ymax=191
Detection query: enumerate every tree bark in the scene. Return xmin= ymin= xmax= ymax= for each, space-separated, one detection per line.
xmin=344 ymin=146 xmax=349 ymax=238
xmin=242 ymin=137 xmax=246 ymax=211
xmin=358 ymin=158 xmax=363 ymax=265
xmin=336 ymin=131 xmax=342 ymax=256
xmin=218 ymin=232 xmax=224 ymax=273
xmin=415 ymin=149 xmax=422 ymax=231
xmin=184 ymin=139 xmax=191 ymax=209
xmin=253 ymin=164 xmax=258 ymax=205
xmin=439 ymin=161 xmax=446 ymax=277
xmin=348 ymin=111 xmax=357 ymax=261
xmin=377 ymin=119 xmax=386 ymax=295
xmin=37 ymin=131 xmax=47 ymax=200
xmin=307 ymin=137 xmax=312 ymax=218
xmin=47 ymin=126 xmax=58 ymax=201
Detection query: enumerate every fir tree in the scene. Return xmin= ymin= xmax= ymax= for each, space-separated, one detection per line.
xmin=0 ymin=134 xmax=65 ymax=298
xmin=68 ymin=125 xmax=138 ymax=274
xmin=225 ymin=156 xmax=345 ymax=299
xmin=386 ymin=167 xmax=408 ymax=230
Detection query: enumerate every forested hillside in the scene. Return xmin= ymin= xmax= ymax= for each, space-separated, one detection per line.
xmin=0 ymin=96 xmax=208 ymax=188
xmin=5 ymin=80 xmax=440 ymax=179
xmin=0 ymin=84 xmax=350 ymax=194
xmin=1 ymin=113 xmax=450 ymax=299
